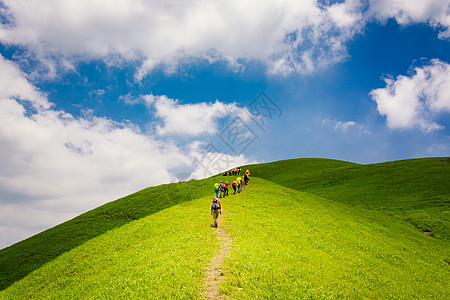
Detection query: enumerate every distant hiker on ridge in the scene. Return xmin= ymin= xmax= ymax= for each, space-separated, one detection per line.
xmin=238 ymin=167 xmax=241 ymax=175
xmin=232 ymin=180 xmax=237 ymax=195
xmin=211 ymin=197 xmax=222 ymax=228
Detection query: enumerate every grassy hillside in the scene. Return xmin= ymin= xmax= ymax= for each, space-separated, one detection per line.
xmin=1 ymin=157 xmax=449 ymax=298
xmin=0 ymin=194 xmax=219 ymax=299
xmin=0 ymin=177 xmax=216 ymax=291
xmin=221 ymin=178 xmax=449 ymax=298
xmin=245 ymin=157 xmax=450 ymax=240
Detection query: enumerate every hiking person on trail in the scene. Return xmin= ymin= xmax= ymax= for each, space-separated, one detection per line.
xmin=232 ymin=181 xmax=237 ymax=194
xmin=211 ymin=197 xmax=222 ymax=228
xmin=234 ymin=168 xmax=238 ymax=175
xmin=219 ymin=181 xmax=225 ymax=198
xmin=224 ymin=181 xmax=229 ymax=197
xmin=238 ymin=168 xmax=241 ymax=175
xmin=244 ymin=173 xmax=249 ymax=185
xmin=236 ymin=177 xmax=243 ymax=193
xmin=214 ymin=182 xmax=219 ymax=198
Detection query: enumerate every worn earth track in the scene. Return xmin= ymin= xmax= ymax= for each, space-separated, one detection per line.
xmin=204 ymin=212 xmax=232 ymax=299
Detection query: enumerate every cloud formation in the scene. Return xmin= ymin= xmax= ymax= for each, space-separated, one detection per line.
xmin=0 ymin=0 xmax=366 ymax=78
xmin=142 ymin=94 xmax=250 ymax=136
xmin=370 ymin=59 xmax=450 ymax=133
xmin=367 ymin=0 xmax=450 ymax=39
xmin=1 ymin=0 xmax=449 ymax=78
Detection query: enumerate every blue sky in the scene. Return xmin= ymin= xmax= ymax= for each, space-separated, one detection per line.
xmin=1 ymin=0 xmax=449 ymax=248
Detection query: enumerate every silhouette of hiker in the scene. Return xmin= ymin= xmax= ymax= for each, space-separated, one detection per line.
xmin=211 ymin=197 xmax=222 ymax=228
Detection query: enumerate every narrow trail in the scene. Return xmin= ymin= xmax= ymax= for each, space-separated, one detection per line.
xmin=204 ymin=211 xmax=232 ymax=299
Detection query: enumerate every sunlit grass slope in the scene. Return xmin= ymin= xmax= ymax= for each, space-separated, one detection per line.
xmin=1 ymin=157 xmax=448 ymax=299
xmin=245 ymin=157 xmax=450 ymax=240
xmin=0 ymin=177 xmax=216 ymax=291
xmin=0 ymin=195 xmax=218 ymax=299
xmin=221 ymin=178 xmax=450 ymax=299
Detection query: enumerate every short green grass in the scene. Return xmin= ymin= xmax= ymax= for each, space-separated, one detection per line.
xmin=0 ymin=195 xmax=218 ymax=299
xmin=0 ymin=177 xmax=217 ymax=291
xmin=244 ymin=157 xmax=450 ymax=240
xmin=221 ymin=178 xmax=450 ymax=299
xmin=1 ymin=157 xmax=449 ymax=299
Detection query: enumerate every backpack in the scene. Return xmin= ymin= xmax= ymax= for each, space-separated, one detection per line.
xmin=232 ymin=181 xmax=236 ymax=187
xmin=212 ymin=199 xmax=220 ymax=210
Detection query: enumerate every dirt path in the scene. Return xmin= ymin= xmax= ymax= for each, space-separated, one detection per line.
xmin=204 ymin=212 xmax=232 ymax=299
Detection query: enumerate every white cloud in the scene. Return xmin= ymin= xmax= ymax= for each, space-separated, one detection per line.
xmin=367 ymin=0 xmax=450 ymax=39
xmin=1 ymin=0 xmax=449 ymax=78
xmin=0 ymin=55 xmax=256 ymax=249
xmin=370 ymin=59 xmax=450 ymax=133
xmin=142 ymin=94 xmax=250 ymax=136
xmin=322 ymin=117 xmax=369 ymax=135
xmin=0 ymin=0 xmax=367 ymax=78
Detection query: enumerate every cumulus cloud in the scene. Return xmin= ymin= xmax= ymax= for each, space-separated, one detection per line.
xmin=0 ymin=0 xmax=367 ymax=78
xmin=370 ymin=59 xmax=450 ymax=133
xmin=367 ymin=0 xmax=450 ymax=39
xmin=0 ymin=55 xmax=255 ymax=248
xmin=322 ymin=117 xmax=369 ymax=135
xmin=142 ymin=94 xmax=250 ymax=136
xmin=1 ymin=0 xmax=449 ymax=78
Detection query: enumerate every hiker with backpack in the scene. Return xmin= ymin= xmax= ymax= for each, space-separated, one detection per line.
xmin=236 ymin=177 xmax=243 ymax=193
xmin=232 ymin=181 xmax=237 ymax=194
xmin=244 ymin=173 xmax=249 ymax=185
xmin=211 ymin=197 xmax=222 ymax=228
xmin=219 ymin=181 xmax=224 ymax=198
xmin=214 ymin=182 xmax=220 ymax=198
xmin=224 ymin=181 xmax=229 ymax=197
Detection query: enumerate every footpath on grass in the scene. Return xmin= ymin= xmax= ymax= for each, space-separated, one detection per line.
xmin=204 ymin=212 xmax=232 ymax=299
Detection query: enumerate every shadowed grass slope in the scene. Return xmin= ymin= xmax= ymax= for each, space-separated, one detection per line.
xmin=221 ymin=178 xmax=450 ymax=299
xmin=0 ymin=177 xmax=218 ymax=291
xmin=0 ymin=195 xmax=219 ymax=299
xmin=244 ymin=157 xmax=450 ymax=240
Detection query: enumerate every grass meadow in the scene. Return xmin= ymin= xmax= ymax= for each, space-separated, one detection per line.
xmin=1 ymin=157 xmax=449 ymax=299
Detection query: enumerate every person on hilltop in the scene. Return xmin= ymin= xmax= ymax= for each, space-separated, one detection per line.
xmin=214 ymin=182 xmax=220 ymax=198
xmin=211 ymin=197 xmax=222 ymax=228
xmin=238 ymin=167 xmax=241 ymax=175
xmin=232 ymin=180 xmax=237 ymax=195
xmin=224 ymin=181 xmax=229 ymax=197
xmin=234 ymin=168 xmax=238 ymax=175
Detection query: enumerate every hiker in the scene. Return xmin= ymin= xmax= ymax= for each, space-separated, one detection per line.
xmin=236 ymin=177 xmax=243 ymax=193
xmin=224 ymin=181 xmax=229 ymax=197
xmin=234 ymin=168 xmax=237 ymax=175
xmin=237 ymin=168 xmax=241 ymax=175
xmin=219 ymin=181 xmax=225 ymax=198
xmin=214 ymin=182 xmax=220 ymax=198
xmin=244 ymin=173 xmax=249 ymax=185
xmin=232 ymin=181 xmax=237 ymax=194
xmin=211 ymin=197 xmax=222 ymax=227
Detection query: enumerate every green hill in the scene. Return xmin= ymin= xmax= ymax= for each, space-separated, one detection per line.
xmin=1 ymin=157 xmax=449 ymax=299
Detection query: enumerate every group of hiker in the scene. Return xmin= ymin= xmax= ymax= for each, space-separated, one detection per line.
xmin=211 ymin=168 xmax=251 ymax=227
